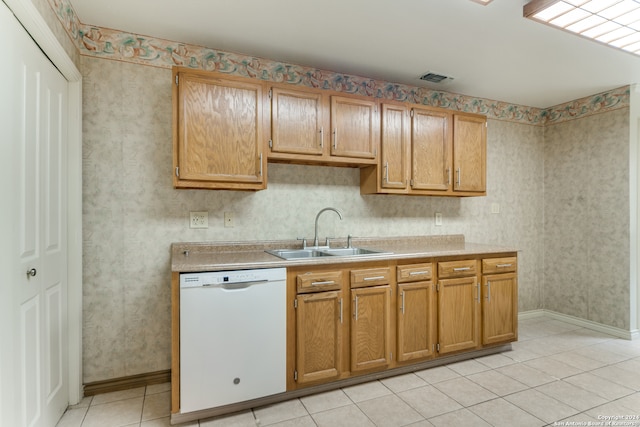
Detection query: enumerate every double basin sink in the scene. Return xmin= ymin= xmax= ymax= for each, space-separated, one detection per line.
xmin=266 ymin=247 xmax=392 ymax=260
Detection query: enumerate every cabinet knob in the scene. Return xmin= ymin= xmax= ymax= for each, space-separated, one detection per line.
xmin=26 ymin=268 xmax=37 ymax=278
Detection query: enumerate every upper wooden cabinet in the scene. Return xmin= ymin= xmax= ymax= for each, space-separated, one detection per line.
xmin=267 ymin=87 xmax=379 ymax=166
xmin=172 ymin=68 xmax=266 ymax=190
xmin=453 ymin=114 xmax=486 ymax=193
xmin=172 ymin=67 xmax=484 ymax=195
xmin=268 ymin=86 xmax=325 ymax=158
xmin=361 ymin=104 xmax=486 ymax=197
xmin=330 ymin=96 xmax=378 ymax=160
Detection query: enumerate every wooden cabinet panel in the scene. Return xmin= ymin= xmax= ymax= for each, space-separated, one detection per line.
xmin=380 ymin=103 xmax=409 ymax=190
xmin=351 ymin=285 xmax=391 ymax=372
xmin=437 ymin=276 xmax=480 ymax=354
xmin=350 ymin=267 xmax=391 ymax=289
xmin=397 ymin=281 xmax=436 ymax=362
xmin=438 ymin=259 xmax=478 ymax=279
xmin=411 ymin=108 xmax=452 ymax=191
xmin=297 ymin=270 xmax=342 ymax=293
xmin=397 ymin=263 xmax=432 ymax=283
xmin=331 ymin=96 xmax=378 ymax=159
xmin=482 ymin=272 xmax=518 ymax=345
xmin=173 ymin=69 xmax=265 ymax=190
xmin=270 ymin=87 xmax=324 ymax=156
xmin=453 ymin=114 xmax=486 ymax=193
xmin=482 ymin=257 xmax=517 ymax=274
xmin=296 ymin=291 xmax=343 ymax=384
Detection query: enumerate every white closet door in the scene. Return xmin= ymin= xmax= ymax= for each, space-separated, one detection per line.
xmin=0 ymin=2 xmax=69 ymax=426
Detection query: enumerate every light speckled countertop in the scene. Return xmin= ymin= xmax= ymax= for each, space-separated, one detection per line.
xmin=171 ymin=235 xmax=518 ymax=273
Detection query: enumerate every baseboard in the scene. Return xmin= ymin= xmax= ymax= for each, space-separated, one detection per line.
xmin=519 ymin=309 xmax=638 ymax=340
xmin=84 ymin=369 xmax=171 ymax=396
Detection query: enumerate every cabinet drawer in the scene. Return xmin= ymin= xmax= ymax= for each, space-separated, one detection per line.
xmin=351 ymin=267 xmax=391 ymax=288
xmin=297 ymin=271 xmax=342 ymax=293
xmin=438 ymin=260 xmax=477 ymax=278
xmin=482 ymin=257 xmax=517 ymax=274
xmin=397 ymin=263 xmax=433 ymax=283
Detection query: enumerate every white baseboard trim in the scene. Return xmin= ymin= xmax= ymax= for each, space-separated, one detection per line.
xmin=519 ymin=309 xmax=639 ymax=341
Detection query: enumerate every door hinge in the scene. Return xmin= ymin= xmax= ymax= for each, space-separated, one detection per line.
xmin=294 ymin=298 xmax=298 ymax=309
xmin=294 ymin=370 xmax=298 ymax=381
xmin=175 ymin=75 xmax=178 ymax=86
xmin=175 ymin=166 xmax=179 ymax=177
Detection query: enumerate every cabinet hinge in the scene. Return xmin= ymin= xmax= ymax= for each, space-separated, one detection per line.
xmin=294 ymin=370 xmax=298 ymax=381
xmin=436 ymin=283 xmax=440 ymax=292
xmin=175 ymin=75 xmax=178 ymax=86
xmin=175 ymin=166 xmax=179 ymax=177
xmin=410 ymin=109 xmax=414 ymax=118
xmin=294 ymin=298 xmax=298 ymax=309
xmin=436 ymin=343 xmax=440 ymax=352
xmin=268 ymin=89 xmax=272 ymax=99
xmin=410 ymin=179 xmax=414 ymax=187
xmin=269 ymin=139 xmax=273 ymax=149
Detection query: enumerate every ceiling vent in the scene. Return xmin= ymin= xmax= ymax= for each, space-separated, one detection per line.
xmin=419 ymin=72 xmax=454 ymax=84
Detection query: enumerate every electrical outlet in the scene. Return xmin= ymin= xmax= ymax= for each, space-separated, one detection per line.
xmin=224 ymin=212 xmax=234 ymax=228
xmin=190 ymin=211 xmax=208 ymax=229
xmin=491 ymin=203 xmax=501 ymax=214
xmin=435 ymin=212 xmax=443 ymax=226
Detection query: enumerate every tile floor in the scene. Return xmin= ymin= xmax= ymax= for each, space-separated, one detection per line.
xmin=56 ymin=316 xmax=640 ymax=427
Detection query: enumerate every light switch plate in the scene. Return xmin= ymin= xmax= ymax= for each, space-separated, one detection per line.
xmin=435 ymin=212 xmax=442 ymax=226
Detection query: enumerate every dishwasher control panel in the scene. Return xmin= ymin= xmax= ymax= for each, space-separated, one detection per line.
xmin=180 ymin=268 xmax=286 ymax=288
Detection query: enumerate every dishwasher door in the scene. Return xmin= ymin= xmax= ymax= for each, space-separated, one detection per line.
xmin=179 ymin=268 xmax=286 ymax=413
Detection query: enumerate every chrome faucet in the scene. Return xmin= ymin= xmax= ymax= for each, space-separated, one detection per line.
xmin=313 ymin=207 xmax=343 ymax=247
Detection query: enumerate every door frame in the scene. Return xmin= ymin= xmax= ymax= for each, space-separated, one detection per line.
xmin=3 ymin=0 xmax=83 ymax=404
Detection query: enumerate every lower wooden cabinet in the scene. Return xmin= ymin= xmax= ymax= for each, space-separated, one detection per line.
xmin=351 ymin=285 xmax=391 ymax=372
xmin=437 ymin=276 xmax=480 ymax=354
xmin=397 ymin=281 xmax=436 ymax=362
xmin=288 ymin=254 xmax=517 ymax=390
xmin=295 ymin=290 xmax=343 ymax=384
xmin=481 ymin=257 xmax=518 ymax=346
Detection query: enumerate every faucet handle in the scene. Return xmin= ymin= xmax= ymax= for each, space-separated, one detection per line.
xmin=347 ymin=234 xmax=353 ymax=248
xmin=297 ymin=237 xmax=307 ymax=249
xmin=325 ymin=237 xmax=334 ymax=247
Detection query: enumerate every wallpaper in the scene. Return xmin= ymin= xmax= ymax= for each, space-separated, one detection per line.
xmin=544 ymin=108 xmax=630 ymax=329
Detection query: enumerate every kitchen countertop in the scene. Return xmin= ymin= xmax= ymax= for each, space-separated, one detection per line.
xmin=171 ymin=234 xmax=519 ymax=273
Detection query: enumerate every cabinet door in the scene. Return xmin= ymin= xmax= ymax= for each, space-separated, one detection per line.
xmin=296 ymin=291 xmax=343 ymax=385
xmin=437 ymin=276 xmax=480 ymax=354
xmin=351 ymin=285 xmax=391 ymax=372
xmin=331 ymin=96 xmax=378 ymax=159
xmin=270 ymin=87 xmax=324 ymax=156
xmin=411 ymin=108 xmax=452 ymax=191
xmin=380 ymin=103 xmax=409 ymax=190
xmin=397 ymin=282 xmax=436 ymax=362
xmin=453 ymin=114 xmax=486 ymax=193
xmin=174 ymin=71 xmax=265 ymax=189
xmin=482 ymin=273 xmax=518 ymax=345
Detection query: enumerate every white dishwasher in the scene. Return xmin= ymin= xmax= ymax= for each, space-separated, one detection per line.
xmin=179 ymin=267 xmax=286 ymax=413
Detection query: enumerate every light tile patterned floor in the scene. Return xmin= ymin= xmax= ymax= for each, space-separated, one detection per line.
xmin=57 ymin=317 xmax=640 ymax=427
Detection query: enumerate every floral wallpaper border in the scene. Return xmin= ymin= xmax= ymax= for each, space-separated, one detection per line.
xmin=47 ymin=0 xmax=629 ymax=126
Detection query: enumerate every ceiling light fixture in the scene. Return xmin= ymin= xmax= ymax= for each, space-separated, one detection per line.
xmin=524 ymin=0 xmax=640 ymax=56
xmin=470 ymin=0 xmax=494 ymax=4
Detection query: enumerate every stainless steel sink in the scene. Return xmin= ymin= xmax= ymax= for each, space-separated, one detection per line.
xmin=265 ymin=249 xmax=334 ymax=259
xmin=321 ymin=247 xmax=388 ymax=256
xmin=266 ymin=247 xmax=391 ymax=260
